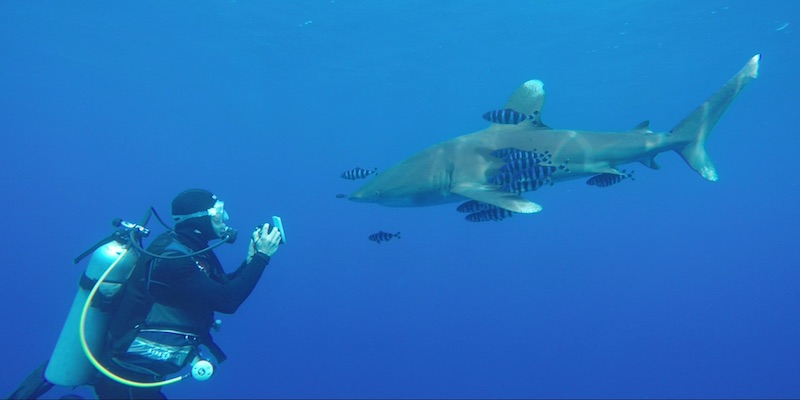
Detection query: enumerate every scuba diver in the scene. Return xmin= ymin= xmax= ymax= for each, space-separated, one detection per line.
xmin=8 ymin=189 xmax=284 ymax=399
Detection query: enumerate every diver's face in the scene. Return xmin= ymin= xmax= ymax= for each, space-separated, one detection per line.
xmin=209 ymin=201 xmax=230 ymax=238
xmin=211 ymin=216 xmax=227 ymax=238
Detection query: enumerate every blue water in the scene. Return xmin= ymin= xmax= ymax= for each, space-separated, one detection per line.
xmin=1 ymin=1 xmax=798 ymax=398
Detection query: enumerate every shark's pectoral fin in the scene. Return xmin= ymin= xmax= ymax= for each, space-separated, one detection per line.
xmin=452 ymin=184 xmax=542 ymax=214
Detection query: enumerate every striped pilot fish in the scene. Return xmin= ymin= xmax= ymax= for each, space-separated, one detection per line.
xmin=489 ymin=167 xmax=554 ymax=187
xmin=456 ymin=200 xmax=495 ymax=213
xmin=341 ymin=167 xmax=378 ymax=180
xmin=465 ymin=207 xmax=514 ymax=222
xmin=368 ymin=230 xmax=401 ymax=244
xmin=482 ymin=108 xmax=534 ymax=125
xmin=491 ymin=148 xmax=551 ymax=163
xmin=501 ymin=175 xmax=553 ymax=194
xmin=586 ymin=170 xmax=636 ymax=188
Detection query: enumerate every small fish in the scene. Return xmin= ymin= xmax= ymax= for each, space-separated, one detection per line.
xmin=502 ymin=176 xmax=552 ymax=194
xmin=456 ymin=200 xmax=494 ymax=213
xmin=499 ymin=157 xmax=569 ymax=176
xmin=465 ymin=207 xmax=514 ymax=222
xmin=513 ymin=165 xmax=559 ymax=182
xmin=368 ymin=230 xmax=400 ymax=244
xmin=586 ymin=170 xmax=635 ymax=187
xmin=482 ymin=109 xmax=532 ymax=125
xmin=335 ymin=193 xmax=347 ymax=199
xmin=490 ymin=147 xmax=528 ymax=159
xmin=491 ymin=148 xmax=551 ymax=165
xmin=502 ymin=149 xmax=551 ymax=162
xmin=341 ymin=167 xmax=378 ymax=180
xmin=499 ymin=158 xmax=542 ymax=175
xmin=489 ymin=171 xmax=515 ymax=186
xmin=490 ymin=164 xmax=558 ymax=190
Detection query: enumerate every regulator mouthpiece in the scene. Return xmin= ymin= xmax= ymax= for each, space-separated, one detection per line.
xmin=222 ymin=226 xmax=238 ymax=244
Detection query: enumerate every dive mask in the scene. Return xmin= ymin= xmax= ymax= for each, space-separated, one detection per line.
xmin=173 ymin=200 xmax=229 ymax=224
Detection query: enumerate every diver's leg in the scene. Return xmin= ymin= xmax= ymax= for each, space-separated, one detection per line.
xmin=6 ymin=360 xmax=55 ymax=399
xmin=92 ymin=375 xmax=165 ymax=400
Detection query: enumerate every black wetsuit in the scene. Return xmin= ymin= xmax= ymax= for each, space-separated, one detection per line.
xmin=94 ymin=229 xmax=271 ymax=400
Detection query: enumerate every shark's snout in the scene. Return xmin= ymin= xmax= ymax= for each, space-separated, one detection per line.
xmin=347 ymin=189 xmax=378 ymax=203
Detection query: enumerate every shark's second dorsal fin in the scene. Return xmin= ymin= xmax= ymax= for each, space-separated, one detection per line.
xmin=503 ymin=80 xmax=549 ymax=129
xmin=452 ymin=184 xmax=542 ymax=214
xmin=632 ymin=120 xmax=652 ymax=133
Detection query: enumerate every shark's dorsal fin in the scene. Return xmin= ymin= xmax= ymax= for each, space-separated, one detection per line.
xmin=633 ymin=119 xmax=650 ymax=131
xmin=452 ymin=184 xmax=542 ymax=214
xmin=502 ymin=80 xmax=550 ymax=129
xmin=632 ymin=120 xmax=651 ymax=132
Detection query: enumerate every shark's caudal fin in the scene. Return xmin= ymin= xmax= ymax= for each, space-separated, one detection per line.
xmin=671 ymin=54 xmax=760 ymax=181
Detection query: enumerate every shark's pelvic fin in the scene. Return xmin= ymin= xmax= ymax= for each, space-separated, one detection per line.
xmin=452 ymin=184 xmax=543 ymax=214
xmin=639 ymin=157 xmax=661 ymax=170
xmin=502 ymin=80 xmax=550 ymax=129
xmin=671 ymin=54 xmax=760 ymax=181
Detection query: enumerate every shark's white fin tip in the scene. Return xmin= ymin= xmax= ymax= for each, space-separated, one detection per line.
xmin=524 ymin=203 xmax=543 ymax=213
xmin=522 ymin=80 xmax=544 ymax=94
xmin=701 ymin=167 xmax=718 ymax=182
xmin=748 ymin=54 xmax=760 ymax=78
xmin=503 ymin=80 xmax=546 ymax=118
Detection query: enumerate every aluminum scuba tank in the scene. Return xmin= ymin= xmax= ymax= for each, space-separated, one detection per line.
xmin=44 ymin=239 xmax=139 ymax=386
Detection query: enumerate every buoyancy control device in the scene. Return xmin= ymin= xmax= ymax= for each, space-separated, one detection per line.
xmin=44 ymin=209 xmax=228 ymax=388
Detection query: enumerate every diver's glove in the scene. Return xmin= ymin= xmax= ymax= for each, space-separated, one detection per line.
xmin=247 ymin=222 xmax=282 ymax=263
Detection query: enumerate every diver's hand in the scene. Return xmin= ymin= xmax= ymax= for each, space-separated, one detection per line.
xmin=247 ymin=222 xmax=281 ymax=262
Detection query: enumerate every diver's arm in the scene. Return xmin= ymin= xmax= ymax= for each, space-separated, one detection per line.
xmin=151 ymin=225 xmax=281 ymax=313
xmin=151 ymin=253 xmax=269 ymax=314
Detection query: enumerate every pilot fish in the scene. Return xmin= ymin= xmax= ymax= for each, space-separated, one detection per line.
xmin=341 ymin=167 xmax=378 ymax=180
xmin=482 ymin=108 xmax=533 ymax=125
xmin=465 ymin=207 xmax=514 ymax=222
xmin=368 ymin=231 xmax=401 ymax=244
xmin=456 ymin=200 xmax=495 ymax=213
xmin=586 ymin=170 xmax=636 ymax=187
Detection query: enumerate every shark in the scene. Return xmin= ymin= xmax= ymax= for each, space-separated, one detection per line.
xmin=349 ymin=54 xmax=760 ymax=214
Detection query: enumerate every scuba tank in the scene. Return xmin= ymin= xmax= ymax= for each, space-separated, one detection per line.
xmin=44 ymin=220 xmax=144 ymax=386
xmin=44 ymin=208 xmax=233 ymax=389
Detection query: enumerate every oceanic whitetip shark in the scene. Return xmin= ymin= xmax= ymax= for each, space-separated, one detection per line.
xmin=349 ymin=54 xmax=760 ymax=214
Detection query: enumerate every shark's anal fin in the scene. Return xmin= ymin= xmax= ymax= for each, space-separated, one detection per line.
xmin=452 ymin=184 xmax=542 ymax=214
xmin=639 ymin=157 xmax=661 ymax=169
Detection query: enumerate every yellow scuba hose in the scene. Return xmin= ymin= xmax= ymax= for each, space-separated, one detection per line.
xmin=79 ymin=246 xmax=185 ymax=388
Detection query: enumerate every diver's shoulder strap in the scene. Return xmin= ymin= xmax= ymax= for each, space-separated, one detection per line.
xmin=161 ymin=235 xmax=194 ymax=256
xmin=146 ymin=233 xmax=195 ymax=277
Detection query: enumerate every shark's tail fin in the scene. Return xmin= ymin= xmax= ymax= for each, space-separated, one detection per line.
xmin=671 ymin=54 xmax=760 ymax=181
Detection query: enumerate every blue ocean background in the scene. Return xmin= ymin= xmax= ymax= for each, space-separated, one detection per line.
xmin=1 ymin=1 xmax=798 ymax=399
